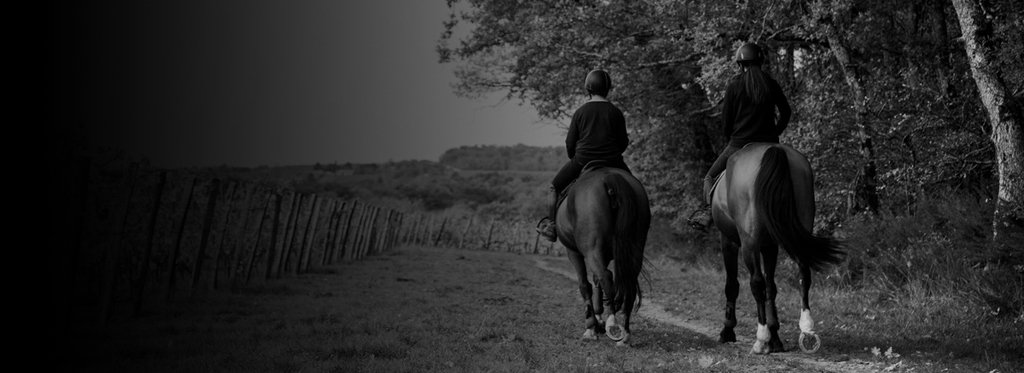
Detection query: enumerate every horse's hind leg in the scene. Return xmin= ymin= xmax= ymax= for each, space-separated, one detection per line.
xmin=762 ymin=243 xmax=785 ymax=352
xmin=585 ymin=250 xmax=619 ymax=334
xmin=617 ymin=277 xmax=637 ymax=346
xmin=744 ymin=241 xmax=772 ymax=354
xmin=719 ymin=233 xmax=739 ymax=343
xmin=567 ymin=250 xmax=599 ymax=340
xmin=797 ymin=263 xmax=820 ymax=352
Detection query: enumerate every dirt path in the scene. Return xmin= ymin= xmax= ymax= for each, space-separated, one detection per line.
xmin=532 ymin=256 xmax=885 ymax=373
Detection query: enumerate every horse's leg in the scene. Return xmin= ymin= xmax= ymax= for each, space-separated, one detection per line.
xmin=617 ymin=269 xmax=637 ymax=347
xmin=743 ymin=241 xmax=771 ymax=354
xmin=762 ymin=242 xmax=785 ymax=352
xmin=798 ymin=263 xmax=819 ymax=351
xmin=584 ymin=246 xmax=619 ymax=340
xmin=719 ymin=232 xmax=740 ymax=343
xmin=567 ymin=249 xmax=599 ymax=340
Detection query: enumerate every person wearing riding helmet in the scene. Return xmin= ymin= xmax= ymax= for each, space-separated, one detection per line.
xmin=536 ymin=69 xmax=632 ymax=242
xmin=688 ymin=43 xmax=791 ymax=231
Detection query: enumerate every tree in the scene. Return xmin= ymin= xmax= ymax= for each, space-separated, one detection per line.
xmin=813 ymin=3 xmax=880 ymax=215
xmin=950 ymin=0 xmax=1024 ymax=243
xmin=438 ymin=0 xmax=1013 ymax=235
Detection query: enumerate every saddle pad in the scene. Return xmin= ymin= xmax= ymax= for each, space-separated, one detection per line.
xmin=707 ymin=173 xmax=725 ymax=203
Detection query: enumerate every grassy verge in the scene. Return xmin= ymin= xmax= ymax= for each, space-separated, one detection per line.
xmin=59 ymin=243 xmax=1021 ymax=372
xmin=58 ymin=246 xmax=732 ymax=373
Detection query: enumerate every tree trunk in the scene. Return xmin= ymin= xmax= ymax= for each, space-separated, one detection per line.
xmin=824 ymin=24 xmax=880 ymax=215
xmin=951 ymin=0 xmax=1024 ymax=243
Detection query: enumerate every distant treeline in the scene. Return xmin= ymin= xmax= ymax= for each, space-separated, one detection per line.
xmin=439 ymin=144 xmax=565 ymax=171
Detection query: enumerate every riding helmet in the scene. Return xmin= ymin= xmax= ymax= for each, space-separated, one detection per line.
xmin=734 ymin=43 xmax=763 ymax=64
xmin=584 ymin=69 xmax=612 ymax=95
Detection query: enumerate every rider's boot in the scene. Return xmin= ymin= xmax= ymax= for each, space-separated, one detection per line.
xmin=536 ymin=185 xmax=558 ymax=242
xmin=688 ymin=176 xmax=716 ymax=231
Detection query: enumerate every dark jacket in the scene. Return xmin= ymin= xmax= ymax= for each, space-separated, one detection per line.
xmin=566 ymin=101 xmax=628 ymax=162
xmin=721 ymin=74 xmax=791 ymax=147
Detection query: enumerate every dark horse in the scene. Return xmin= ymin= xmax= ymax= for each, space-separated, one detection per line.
xmin=555 ymin=165 xmax=650 ymax=346
xmin=711 ymin=143 xmax=844 ymax=354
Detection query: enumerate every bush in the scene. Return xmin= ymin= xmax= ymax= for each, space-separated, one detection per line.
xmin=834 ymin=193 xmax=1023 ymax=319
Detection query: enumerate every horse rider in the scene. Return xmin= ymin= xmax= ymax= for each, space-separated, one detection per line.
xmin=689 ymin=43 xmax=792 ymax=231
xmin=536 ymin=69 xmax=633 ymax=242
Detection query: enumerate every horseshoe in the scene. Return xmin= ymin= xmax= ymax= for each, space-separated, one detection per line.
xmin=798 ymin=332 xmax=821 ymax=353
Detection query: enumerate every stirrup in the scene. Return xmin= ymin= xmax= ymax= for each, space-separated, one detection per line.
xmin=687 ymin=208 xmax=712 ymax=231
xmin=536 ymin=217 xmax=557 ymax=242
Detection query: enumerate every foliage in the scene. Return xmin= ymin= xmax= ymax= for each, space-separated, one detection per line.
xmin=438 ymin=0 xmax=1024 ymax=322
xmin=833 ymin=192 xmax=1023 ymax=318
xmin=438 ymin=0 xmax=1021 ymax=232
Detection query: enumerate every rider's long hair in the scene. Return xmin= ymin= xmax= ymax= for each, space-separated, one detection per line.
xmin=740 ymin=61 xmax=771 ymax=105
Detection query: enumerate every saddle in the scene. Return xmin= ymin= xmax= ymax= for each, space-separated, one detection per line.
xmin=557 ymin=160 xmax=611 ymax=206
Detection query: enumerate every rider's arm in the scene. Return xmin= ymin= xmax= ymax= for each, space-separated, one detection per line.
xmin=722 ymin=85 xmax=737 ymax=139
xmin=566 ymin=112 xmax=579 ymax=159
xmin=614 ymin=109 xmax=628 ymax=153
xmin=773 ymin=79 xmax=791 ymax=134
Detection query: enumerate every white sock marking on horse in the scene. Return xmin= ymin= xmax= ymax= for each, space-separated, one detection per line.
xmin=799 ymin=309 xmax=815 ymax=334
xmin=751 ymin=323 xmax=770 ymax=354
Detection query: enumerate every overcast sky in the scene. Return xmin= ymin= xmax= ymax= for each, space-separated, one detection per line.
xmin=65 ymin=0 xmax=564 ymax=168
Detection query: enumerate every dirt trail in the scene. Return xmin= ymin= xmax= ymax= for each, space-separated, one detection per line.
xmin=532 ymin=256 xmax=885 ymax=373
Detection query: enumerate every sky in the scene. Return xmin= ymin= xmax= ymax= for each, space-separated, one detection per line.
xmin=64 ymin=0 xmax=565 ymax=168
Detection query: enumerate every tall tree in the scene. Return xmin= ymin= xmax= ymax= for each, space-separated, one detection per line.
xmin=950 ymin=0 xmax=1024 ymax=243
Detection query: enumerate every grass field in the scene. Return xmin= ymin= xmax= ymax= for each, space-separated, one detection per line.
xmin=58 ymin=245 xmax=1022 ymax=372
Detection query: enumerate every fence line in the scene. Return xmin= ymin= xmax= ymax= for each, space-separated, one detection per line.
xmin=66 ymin=159 xmax=565 ymax=326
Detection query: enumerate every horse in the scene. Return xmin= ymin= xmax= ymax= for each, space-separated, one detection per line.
xmin=710 ymin=143 xmax=845 ymax=354
xmin=554 ymin=164 xmax=650 ymax=346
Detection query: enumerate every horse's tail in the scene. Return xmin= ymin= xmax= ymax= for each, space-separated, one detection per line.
xmin=604 ymin=173 xmax=648 ymax=311
xmin=755 ymin=146 xmax=845 ymax=272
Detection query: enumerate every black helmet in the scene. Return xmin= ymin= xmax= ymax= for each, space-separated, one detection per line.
xmin=735 ymin=43 xmax=763 ymax=64
xmin=584 ymin=69 xmax=612 ymax=95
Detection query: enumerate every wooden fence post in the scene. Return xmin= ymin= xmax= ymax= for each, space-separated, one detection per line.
xmin=484 ymin=219 xmax=495 ymax=251
xmin=282 ymin=193 xmax=305 ymax=274
xmin=340 ymin=199 xmax=358 ymax=261
xmin=189 ymin=178 xmax=221 ymax=295
xmin=164 ymin=176 xmax=200 ymax=304
xmin=387 ymin=212 xmax=402 ymax=251
xmin=208 ymin=182 xmax=239 ymax=289
xmin=459 ymin=217 xmax=473 ymax=249
xmin=352 ymin=204 xmax=369 ymax=259
xmin=433 ymin=216 xmax=448 ymax=247
xmin=297 ymin=195 xmax=321 ymax=273
xmin=224 ymin=184 xmax=257 ymax=287
xmin=377 ymin=209 xmax=392 ymax=253
xmin=129 ymin=169 xmax=163 ymax=318
xmin=368 ymin=206 xmax=381 ymax=256
xmin=264 ymin=192 xmax=283 ymax=280
xmin=274 ymin=190 xmax=298 ymax=279
xmin=321 ymin=200 xmax=342 ymax=266
xmin=244 ymin=189 xmax=274 ymax=284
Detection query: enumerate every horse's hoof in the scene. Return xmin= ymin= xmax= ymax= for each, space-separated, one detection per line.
xmin=768 ymin=337 xmax=786 ymax=353
xmin=605 ymin=323 xmax=625 ymax=341
xmin=751 ymin=340 xmax=770 ymax=355
xmin=604 ymin=315 xmax=625 ymax=341
xmin=798 ymin=332 xmax=821 ymax=353
xmin=719 ymin=329 xmax=736 ymax=343
xmin=581 ymin=329 xmax=598 ymax=340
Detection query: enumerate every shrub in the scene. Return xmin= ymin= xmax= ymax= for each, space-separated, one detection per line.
xmin=834 ymin=192 xmax=1023 ymax=319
